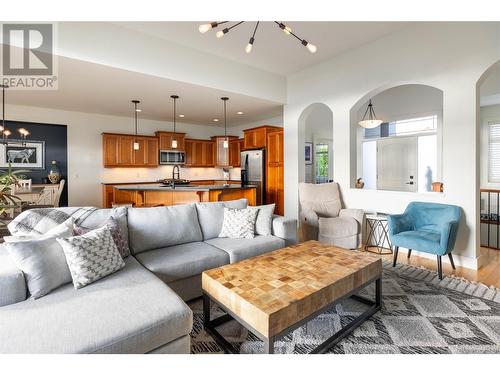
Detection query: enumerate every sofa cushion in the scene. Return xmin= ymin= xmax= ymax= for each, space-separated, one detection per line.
xmin=205 ymin=235 xmax=285 ymax=263
xmin=254 ymin=204 xmax=276 ymax=236
xmin=74 ymin=217 xmax=130 ymax=258
xmin=195 ymin=199 xmax=248 ymax=240
xmin=0 ymin=249 xmax=26 ymax=307
xmin=0 ymin=257 xmax=192 ymax=353
xmin=135 ymin=242 xmax=229 ymax=283
xmin=128 ymin=204 xmax=202 ymax=254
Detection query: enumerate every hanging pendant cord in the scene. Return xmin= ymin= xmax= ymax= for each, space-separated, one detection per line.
xmin=224 ymin=99 xmax=227 ymax=137
xmin=2 ymin=85 xmax=5 ymax=139
xmin=173 ymin=97 xmax=176 ymax=132
xmin=134 ymin=102 xmax=138 ymax=136
xmin=252 ymin=21 xmax=259 ymax=39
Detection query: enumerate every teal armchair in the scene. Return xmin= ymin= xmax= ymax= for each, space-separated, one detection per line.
xmin=387 ymin=202 xmax=461 ymax=279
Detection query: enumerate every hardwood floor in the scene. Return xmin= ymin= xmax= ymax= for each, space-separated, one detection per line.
xmin=368 ymin=247 xmax=500 ymax=288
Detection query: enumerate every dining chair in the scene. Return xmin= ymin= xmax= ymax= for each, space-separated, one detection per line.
xmin=21 ymin=180 xmax=66 ymax=210
xmin=16 ymin=179 xmax=32 ymax=191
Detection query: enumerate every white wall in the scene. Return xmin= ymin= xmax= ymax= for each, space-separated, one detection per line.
xmin=285 ymin=22 xmax=500 ymax=269
xmin=5 ymin=103 xmax=280 ymax=207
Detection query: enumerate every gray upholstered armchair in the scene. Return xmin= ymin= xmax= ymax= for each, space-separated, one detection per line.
xmin=298 ymin=182 xmax=364 ymax=249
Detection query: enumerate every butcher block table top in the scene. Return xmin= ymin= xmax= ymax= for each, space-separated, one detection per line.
xmin=202 ymin=240 xmax=382 ymax=339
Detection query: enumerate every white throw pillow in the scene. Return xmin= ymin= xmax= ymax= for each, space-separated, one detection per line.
xmin=219 ymin=207 xmax=259 ymax=239
xmin=57 ymin=226 xmax=125 ymax=289
xmin=254 ymin=204 xmax=276 ymax=236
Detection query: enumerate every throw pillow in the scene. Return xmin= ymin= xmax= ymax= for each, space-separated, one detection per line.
xmin=73 ymin=217 xmax=130 ymax=258
xmin=254 ymin=204 xmax=276 ymax=236
xmin=5 ymin=220 xmax=74 ymax=299
xmin=57 ymin=226 xmax=125 ymax=289
xmin=219 ymin=207 xmax=259 ymax=239
xmin=3 ymin=217 xmax=74 ymax=243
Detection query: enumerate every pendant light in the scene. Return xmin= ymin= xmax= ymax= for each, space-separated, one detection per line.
xmin=221 ymin=97 xmax=229 ymax=148
xmin=132 ymin=100 xmax=140 ymax=150
xmin=171 ymin=95 xmax=179 ymax=149
xmin=1 ymin=84 xmax=30 ymax=146
xmin=358 ymin=99 xmax=383 ymax=129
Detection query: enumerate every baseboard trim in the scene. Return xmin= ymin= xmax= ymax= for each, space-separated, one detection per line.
xmin=396 ymin=247 xmax=479 ymax=270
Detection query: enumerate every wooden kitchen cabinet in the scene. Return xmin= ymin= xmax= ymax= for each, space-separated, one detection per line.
xmin=155 ymin=131 xmax=186 ymax=151
xmin=243 ymin=125 xmax=282 ymax=150
xmin=266 ymin=129 xmax=284 ymax=216
xmin=102 ymin=133 xmax=158 ymax=168
xmin=229 ymin=138 xmax=244 ymax=167
xmin=185 ymin=139 xmax=215 ymax=167
xmin=212 ymin=136 xmax=238 ymax=168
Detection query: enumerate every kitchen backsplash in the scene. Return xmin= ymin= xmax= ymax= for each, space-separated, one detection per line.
xmin=101 ymin=166 xmax=242 ymax=183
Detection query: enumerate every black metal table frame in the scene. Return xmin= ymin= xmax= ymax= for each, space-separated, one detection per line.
xmin=203 ymin=275 xmax=382 ymax=354
xmin=365 ymin=216 xmax=392 ymax=254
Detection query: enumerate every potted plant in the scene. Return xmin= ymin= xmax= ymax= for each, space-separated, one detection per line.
xmin=0 ymin=164 xmax=29 ymax=220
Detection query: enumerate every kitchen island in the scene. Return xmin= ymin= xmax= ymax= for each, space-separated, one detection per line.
xmin=112 ymin=184 xmax=257 ymax=207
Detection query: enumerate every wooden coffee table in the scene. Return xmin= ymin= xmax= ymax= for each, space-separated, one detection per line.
xmin=202 ymin=240 xmax=382 ymax=354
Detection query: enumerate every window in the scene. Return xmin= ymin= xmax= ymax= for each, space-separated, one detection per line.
xmin=315 ymin=143 xmax=329 ymax=184
xmin=488 ymin=123 xmax=500 ymax=183
xmin=390 ymin=115 xmax=437 ymax=136
xmin=364 ymin=115 xmax=438 ymax=140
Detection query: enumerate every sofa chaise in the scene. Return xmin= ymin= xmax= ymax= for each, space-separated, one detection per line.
xmin=0 ymin=199 xmax=297 ymax=354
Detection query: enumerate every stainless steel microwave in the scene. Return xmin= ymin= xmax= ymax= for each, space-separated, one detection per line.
xmin=159 ymin=150 xmax=186 ymax=165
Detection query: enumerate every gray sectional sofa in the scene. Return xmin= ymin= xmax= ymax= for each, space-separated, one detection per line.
xmin=0 ymin=199 xmax=296 ymax=354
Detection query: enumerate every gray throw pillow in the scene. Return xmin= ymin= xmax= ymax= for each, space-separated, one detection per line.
xmin=73 ymin=217 xmax=130 ymax=258
xmin=254 ymin=204 xmax=276 ymax=236
xmin=5 ymin=220 xmax=74 ymax=299
xmin=219 ymin=207 xmax=259 ymax=239
xmin=57 ymin=226 xmax=125 ymax=289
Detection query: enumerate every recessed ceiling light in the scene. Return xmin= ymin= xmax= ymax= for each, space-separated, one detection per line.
xmin=179 ymin=114 xmax=185 ymax=118
xmin=213 ymin=118 xmax=219 ymax=122
xmin=236 ymin=111 xmax=244 ymax=115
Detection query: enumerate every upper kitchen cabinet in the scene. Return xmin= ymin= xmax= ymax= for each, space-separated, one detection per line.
xmin=229 ymin=138 xmax=244 ymax=167
xmin=155 ymin=131 xmax=186 ymax=151
xmin=185 ymin=138 xmax=215 ymax=167
xmin=266 ymin=129 xmax=284 ymax=216
xmin=102 ymin=133 xmax=159 ymax=168
xmin=212 ymin=136 xmax=239 ymax=168
xmin=243 ymin=125 xmax=283 ymax=150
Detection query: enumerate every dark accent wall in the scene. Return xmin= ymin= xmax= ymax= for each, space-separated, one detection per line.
xmin=2 ymin=120 xmax=68 ymax=206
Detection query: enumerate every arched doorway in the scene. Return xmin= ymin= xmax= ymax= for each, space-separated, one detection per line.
xmin=477 ymin=60 xmax=500 ymax=252
xmin=297 ymin=103 xmax=334 ymax=185
xmin=349 ymin=84 xmax=443 ymax=193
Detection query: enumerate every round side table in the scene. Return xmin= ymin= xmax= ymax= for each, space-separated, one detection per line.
xmin=364 ymin=214 xmax=393 ymax=254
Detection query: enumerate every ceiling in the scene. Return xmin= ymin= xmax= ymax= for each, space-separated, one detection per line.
xmin=117 ymin=21 xmax=412 ymax=75
xmin=5 ymin=56 xmax=283 ymax=126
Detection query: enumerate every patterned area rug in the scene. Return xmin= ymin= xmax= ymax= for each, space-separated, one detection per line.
xmin=190 ymin=260 xmax=500 ymax=354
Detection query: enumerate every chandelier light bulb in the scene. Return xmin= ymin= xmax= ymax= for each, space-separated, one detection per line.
xmin=306 ymin=42 xmax=317 ymax=53
xmin=245 ymin=38 xmax=254 ymax=54
xmin=283 ymin=25 xmax=292 ymax=35
xmin=216 ymin=30 xmax=225 ymax=38
xmin=3 ymin=129 xmax=11 ymax=137
xmin=198 ymin=23 xmax=212 ymax=34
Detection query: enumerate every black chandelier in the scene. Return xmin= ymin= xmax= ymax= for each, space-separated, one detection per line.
xmin=198 ymin=21 xmax=317 ymax=54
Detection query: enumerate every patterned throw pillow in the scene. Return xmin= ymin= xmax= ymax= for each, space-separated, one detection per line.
xmin=219 ymin=207 xmax=259 ymax=239
xmin=73 ymin=217 xmax=130 ymax=258
xmin=57 ymin=226 xmax=125 ymax=289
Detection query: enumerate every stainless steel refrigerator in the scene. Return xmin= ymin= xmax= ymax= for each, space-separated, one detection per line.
xmin=240 ymin=149 xmax=265 ymax=205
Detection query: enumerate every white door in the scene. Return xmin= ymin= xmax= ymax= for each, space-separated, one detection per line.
xmin=376 ymin=137 xmax=418 ymax=192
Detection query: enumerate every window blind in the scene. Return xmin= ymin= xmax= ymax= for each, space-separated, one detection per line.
xmin=488 ymin=123 xmax=500 ymax=182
